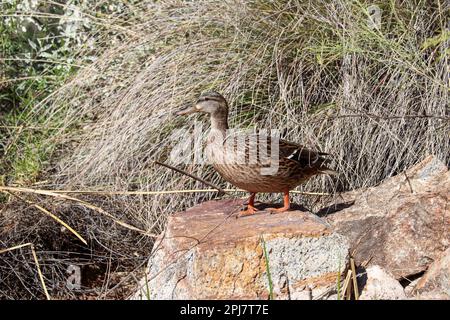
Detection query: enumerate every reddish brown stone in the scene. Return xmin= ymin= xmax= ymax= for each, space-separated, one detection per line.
xmin=133 ymin=199 xmax=349 ymax=300
xmin=327 ymin=155 xmax=449 ymax=279
xmin=412 ymin=247 xmax=450 ymax=299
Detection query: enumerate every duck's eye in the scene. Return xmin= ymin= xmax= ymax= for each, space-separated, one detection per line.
xmin=197 ymin=97 xmax=211 ymax=103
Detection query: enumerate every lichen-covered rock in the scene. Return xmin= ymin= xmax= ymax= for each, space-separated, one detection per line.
xmin=132 ymin=199 xmax=349 ymax=300
xmin=359 ymin=265 xmax=406 ymax=300
xmin=326 ymin=155 xmax=449 ymax=279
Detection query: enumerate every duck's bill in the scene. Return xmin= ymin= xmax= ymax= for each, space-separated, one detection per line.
xmin=174 ymin=105 xmax=197 ymax=116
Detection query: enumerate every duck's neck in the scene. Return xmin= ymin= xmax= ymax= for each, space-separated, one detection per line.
xmin=210 ymin=111 xmax=228 ymax=134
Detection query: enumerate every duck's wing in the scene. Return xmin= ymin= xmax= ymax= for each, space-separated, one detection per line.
xmin=222 ymin=131 xmax=333 ymax=171
xmin=278 ymin=139 xmax=331 ymax=168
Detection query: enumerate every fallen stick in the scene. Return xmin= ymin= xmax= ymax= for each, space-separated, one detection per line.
xmin=154 ymin=161 xmax=226 ymax=196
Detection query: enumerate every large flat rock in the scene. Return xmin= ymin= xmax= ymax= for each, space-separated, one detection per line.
xmin=133 ymin=199 xmax=349 ymax=299
xmin=326 ymin=155 xmax=449 ymax=279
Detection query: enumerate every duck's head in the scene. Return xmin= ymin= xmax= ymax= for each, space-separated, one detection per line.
xmin=175 ymin=91 xmax=228 ymax=117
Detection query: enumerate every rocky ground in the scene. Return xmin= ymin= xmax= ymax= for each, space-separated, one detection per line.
xmin=132 ymin=155 xmax=449 ymax=300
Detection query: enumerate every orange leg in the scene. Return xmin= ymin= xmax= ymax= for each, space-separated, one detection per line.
xmin=267 ymin=191 xmax=290 ymax=213
xmin=238 ymin=193 xmax=258 ymax=217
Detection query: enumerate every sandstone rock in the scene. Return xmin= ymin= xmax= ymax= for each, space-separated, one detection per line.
xmin=133 ymin=199 xmax=349 ymax=300
xmin=326 ymin=155 xmax=449 ymax=279
xmin=359 ymin=265 xmax=406 ymax=300
xmin=411 ymin=247 xmax=450 ymax=299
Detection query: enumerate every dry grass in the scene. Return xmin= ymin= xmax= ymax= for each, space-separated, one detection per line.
xmin=1 ymin=0 xmax=449 ymax=299
xmin=45 ymin=0 xmax=448 ymax=216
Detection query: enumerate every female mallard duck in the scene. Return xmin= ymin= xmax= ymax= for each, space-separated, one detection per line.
xmin=176 ymin=91 xmax=335 ymax=217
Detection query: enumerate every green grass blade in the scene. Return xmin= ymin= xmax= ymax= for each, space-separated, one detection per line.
xmin=260 ymin=235 xmax=273 ymax=300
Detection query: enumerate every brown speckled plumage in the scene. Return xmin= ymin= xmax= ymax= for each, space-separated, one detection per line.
xmin=211 ymin=133 xmax=332 ymax=193
xmin=176 ymin=91 xmax=335 ymax=216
